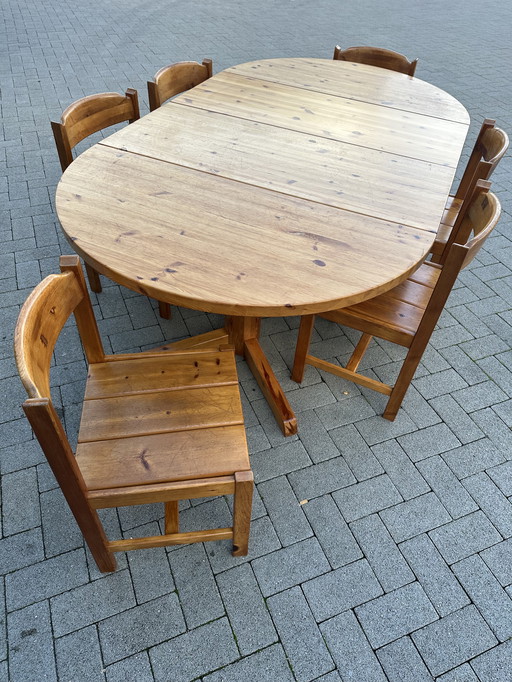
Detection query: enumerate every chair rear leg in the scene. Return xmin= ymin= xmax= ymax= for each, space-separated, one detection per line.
xmin=85 ymin=262 xmax=102 ymax=293
xmin=382 ymin=345 xmax=424 ymax=421
xmin=232 ymin=471 xmax=253 ymax=556
xmin=158 ymin=301 xmax=171 ymax=319
xmin=165 ymin=500 xmax=179 ymax=533
xmin=291 ymin=315 xmax=316 ymax=383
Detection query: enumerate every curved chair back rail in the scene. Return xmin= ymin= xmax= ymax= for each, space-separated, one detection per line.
xmin=333 ymin=45 xmax=418 ymax=76
xmin=148 ymin=58 xmax=213 ymax=111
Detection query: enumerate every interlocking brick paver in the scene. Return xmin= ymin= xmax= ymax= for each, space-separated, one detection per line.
xmin=416 ymin=456 xmax=478 ymax=519
xmin=463 ymin=472 xmax=512 ymax=537
xmin=267 ymin=587 xmax=334 ymax=681
xmin=397 ymin=423 xmax=462 ymax=462
xmin=429 ymin=511 xmax=502 ymax=564
xmin=442 ymin=438 xmax=505 ymax=479
xmin=412 ymin=605 xmax=498 ymax=677
xmin=437 ymin=663 xmax=479 ymax=682
xmin=371 ymin=440 xmax=430 ymax=500
xmin=202 ymin=643 xmax=294 ymax=682
xmin=106 ymin=652 xmax=154 ymax=682
xmin=376 ymin=636 xmax=433 ymax=682
xmin=7 ymin=601 xmax=56 ymax=682
xmin=332 ymin=474 xmax=402 ymax=523
xmin=258 ymin=475 xmax=312 ymax=545
xmin=287 ymin=456 xmax=356 ymax=500
xmin=329 ymin=423 xmax=383 ymax=480
xmin=216 ymin=563 xmax=277 ymax=656
xmin=320 ymin=610 xmax=387 ymax=682
xmin=470 ymin=640 xmax=512 ymax=682
xmin=379 ymin=492 xmax=451 ymax=543
xmin=54 ymin=626 xmax=105 ymax=682
xmin=303 ymin=558 xmax=382 ymax=621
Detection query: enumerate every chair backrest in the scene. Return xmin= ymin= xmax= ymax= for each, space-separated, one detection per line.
xmin=333 ymin=45 xmax=418 ymax=76
xmin=148 ymin=58 xmax=213 ymax=111
xmin=15 ymin=256 xmax=104 ymax=399
xmin=51 ymin=89 xmax=140 ymax=171
xmin=455 ymin=119 xmax=509 ymax=200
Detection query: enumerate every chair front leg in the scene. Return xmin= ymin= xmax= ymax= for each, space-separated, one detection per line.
xmin=85 ymin=262 xmax=102 ymax=293
xmin=291 ymin=314 xmax=316 ymax=383
xmin=232 ymin=471 xmax=253 ymax=556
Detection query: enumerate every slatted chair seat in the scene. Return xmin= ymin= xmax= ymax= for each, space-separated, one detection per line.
xmin=333 ymin=45 xmax=418 ymax=76
xmin=292 ymin=181 xmax=501 ymax=420
xmin=15 ymin=256 xmax=253 ymax=573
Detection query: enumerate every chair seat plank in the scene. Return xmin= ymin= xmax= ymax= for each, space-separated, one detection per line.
xmin=77 ymin=424 xmax=249 ymax=490
xmin=85 ymin=349 xmax=238 ymax=399
xmin=78 ymin=383 xmax=244 ymax=442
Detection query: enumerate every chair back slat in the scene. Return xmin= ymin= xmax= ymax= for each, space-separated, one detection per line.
xmin=455 ymin=120 xmax=508 ymax=200
xmin=14 ymin=256 xmax=105 ymax=399
xmin=148 ymin=59 xmax=213 ymax=111
xmin=51 ymin=89 xmax=140 ymax=171
xmin=333 ymin=45 xmax=418 ymax=76
xmin=462 ymin=189 xmax=501 ymax=268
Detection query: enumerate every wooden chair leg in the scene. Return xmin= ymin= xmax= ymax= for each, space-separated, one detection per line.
xmin=85 ymin=262 xmax=102 ymax=293
xmin=382 ymin=345 xmax=424 ymax=421
xmin=346 ymin=333 xmax=373 ymax=371
xmin=158 ymin=300 xmax=171 ymax=319
xmin=232 ymin=471 xmax=253 ymax=556
xmin=291 ymin=315 xmax=316 ymax=383
xmin=164 ymin=500 xmax=179 ymax=533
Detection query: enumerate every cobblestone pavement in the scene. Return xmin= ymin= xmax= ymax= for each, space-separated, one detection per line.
xmin=1 ymin=0 xmax=512 ymax=679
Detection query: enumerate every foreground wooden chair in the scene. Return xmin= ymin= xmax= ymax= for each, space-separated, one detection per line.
xmin=148 ymin=58 xmax=213 ymax=111
xmin=291 ymin=182 xmax=501 ymax=421
xmin=432 ymin=119 xmax=508 ymax=262
xmin=51 ymin=90 xmax=172 ymax=319
xmin=333 ymin=45 xmax=418 ymax=76
xmin=15 ymin=256 xmax=253 ymax=572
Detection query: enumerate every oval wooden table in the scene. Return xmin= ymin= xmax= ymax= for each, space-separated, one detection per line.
xmin=56 ymin=58 xmax=470 ymax=436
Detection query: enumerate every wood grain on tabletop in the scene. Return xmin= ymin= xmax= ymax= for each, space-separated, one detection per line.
xmin=56 ymin=145 xmax=435 ymax=316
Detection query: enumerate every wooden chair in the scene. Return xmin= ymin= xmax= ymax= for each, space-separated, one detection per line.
xmin=15 ymin=255 xmax=253 ymax=572
xmin=148 ymin=58 xmax=213 ymax=111
xmin=291 ymin=181 xmax=501 ymax=421
xmin=333 ymin=45 xmax=418 ymax=76
xmin=431 ymin=119 xmax=508 ymax=262
xmin=51 ymin=90 xmax=172 ymax=319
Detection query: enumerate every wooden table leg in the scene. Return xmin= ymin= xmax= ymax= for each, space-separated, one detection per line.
xmin=226 ymin=316 xmax=297 ymax=437
xmin=154 ymin=316 xmax=297 ymax=436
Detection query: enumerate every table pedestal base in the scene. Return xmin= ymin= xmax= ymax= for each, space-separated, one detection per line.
xmin=159 ymin=316 xmax=297 ymax=436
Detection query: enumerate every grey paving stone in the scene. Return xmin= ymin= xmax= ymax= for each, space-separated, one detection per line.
xmin=320 ymin=610 xmax=387 ymax=682
xmin=412 ymin=605 xmax=498 ymax=677
xmin=5 ymin=548 xmax=89 ymax=611
xmin=376 ymin=636 xmax=433 ymax=682
xmin=332 ymin=474 xmax=403 ymax=523
xmin=316 ymin=395 xmax=376 ymax=430
xmin=371 ymin=440 xmax=430 ymax=500
xmin=413 ymin=369 xmax=468 ymax=401
xmin=150 ymin=617 xmax=239 ymax=682
xmin=428 ymin=395 xmax=483 ymax=445
xmin=471 ymin=406 xmax=512 ymax=454
xmin=124 ymin=522 xmax=175 ymax=604
xmin=98 ymin=592 xmax=185 ymax=665
xmin=429 ymin=511 xmax=502 ymax=564
xmin=417 ymin=456 xmax=478 ymax=519
xmin=50 ymin=569 xmax=136 ymax=637
xmin=106 ymin=652 xmax=154 ymax=682
xmin=40 ymin=487 xmax=83 ymax=557
xmin=329 ymin=423 xmax=384 ymax=480
xmin=294 ymin=409 xmax=340 ymax=463
xmin=216 ymin=563 xmax=277 ymax=656
xmin=287 ymin=456 xmax=356 ymax=500
xmin=356 ymin=582 xmax=438 ymax=648
xmin=303 ymin=558 xmax=383 ymax=622
xmin=400 ymin=534 xmax=470 ymax=617
xmin=0 ymin=527 xmax=44 ymax=575
xmin=251 ymin=440 xmax=311 ymax=483
xmin=7 ymin=601 xmax=56 ymax=682
xmin=470 ymin=640 xmax=512 ymax=682
xmin=493 ymin=399 xmax=512 ymax=427
xmin=463 ymin=472 xmax=512 ymax=537
xmin=351 ymin=514 xmax=415 ymax=592
xmin=380 ymin=492 xmax=451 ymax=543
xmin=452 ymin=380 xmax=509 ymax=413
xmin=267 ymin=587 xmax=334 ymax=682
xmin=1 ymin=467 xmax=40 ymax=536
xmin=481 ymin=538 xmax=512 ymax=586
xmin=452 ymin=554 xmax=512 ymax=642
xmin=436 ymin=663 xmax=479 ymax=682
xmin=442 ymin=438 xmax=505 ymax=479
xmin=167 ymin=542 xmax=224 ymax=629
xmin=55 ymin=625 xmax=105 ymax=682
xmin=0 ymin=439 xmax=45 ymax=475
xmin=303 ymin=495 xmax=362 ymax=569
xmin=477 ymin=356 xmax=512 ymax=398
xmin=202 ymin=643 xmax=294 ymax=682
xmin=397 ymin=423 xmax=462 ymax=463
xmin=252 ymin=537 xmax=330 ymax=597
xmin=258 ymin=475 xmax=312 ymax=545
xmin=288 ymin=382 xmax=336 ymax=412
xmin=354 ymin=411 xmax=418 ymax=446
xmin=0 ymin=580 xmax=5 ymax=662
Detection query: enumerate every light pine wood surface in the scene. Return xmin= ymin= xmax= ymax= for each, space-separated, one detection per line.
xmin=55 ymin=58 xmax=469 ymax=435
